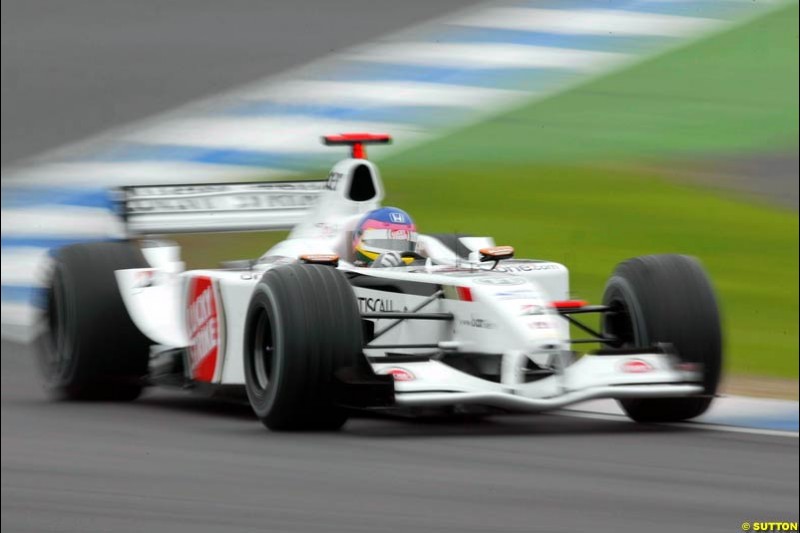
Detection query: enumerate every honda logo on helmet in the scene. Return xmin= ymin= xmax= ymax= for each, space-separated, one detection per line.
xmin=389 ymin=212 xmax=405 ymax=223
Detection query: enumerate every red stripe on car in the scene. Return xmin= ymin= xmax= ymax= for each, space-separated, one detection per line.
xmin=457 ymin=286 xmax=473 ymax=302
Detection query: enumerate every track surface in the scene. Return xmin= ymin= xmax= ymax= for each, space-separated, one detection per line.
xmin=1 ymin=0 xmax=475 ymax=165
xmin=2 ymin=341 xmax=798 ymax=533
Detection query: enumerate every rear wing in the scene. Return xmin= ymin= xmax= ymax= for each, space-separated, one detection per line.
xmin=120 ymin=180 xmax=327 ymax=234
xmin=120 ymin=132 xmax=391 ymax=235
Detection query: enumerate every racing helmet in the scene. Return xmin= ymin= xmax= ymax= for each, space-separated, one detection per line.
xmin=353 ymin=207 xmax=418 ymax=266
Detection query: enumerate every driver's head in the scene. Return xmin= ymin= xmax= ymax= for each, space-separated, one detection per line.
xmin=353 ymin=207 xmax=417 ymax=266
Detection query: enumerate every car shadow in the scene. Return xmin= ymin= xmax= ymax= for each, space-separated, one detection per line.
xmin=342 ymin=411 xmax=695 ymax=439
xmin=136 ymin=391 xmax=258 ymax=421
xmin=134 ymin=391 xmax=697 ymax=439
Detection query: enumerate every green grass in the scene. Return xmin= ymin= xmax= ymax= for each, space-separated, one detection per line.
xmin=384 ymin=3 xmax=799 ymax=168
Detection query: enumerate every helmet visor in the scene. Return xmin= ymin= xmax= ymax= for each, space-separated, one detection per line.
xmin=360 ymin=228 xmax=418 ymax=253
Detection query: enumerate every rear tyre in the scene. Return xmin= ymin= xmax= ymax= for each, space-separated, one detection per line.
xmin=602 ymin=254 xmax=722 ymax=422
xmin=38 ymin=242 xmax=152 ymax=401
xmin=243 ymin=264 xmax=364 ymax=431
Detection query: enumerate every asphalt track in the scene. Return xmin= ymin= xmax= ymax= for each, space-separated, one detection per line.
xmin=1 ymin=0 xmax=475 ymax=166
xmin=2 ymin=341 xmax=798 ymax=533
xmin=2 ymin=1 xmax=799 ymax=531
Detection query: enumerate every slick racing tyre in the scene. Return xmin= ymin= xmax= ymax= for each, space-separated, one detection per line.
xmin=244 ymin=264 xmax=363 ymax=431
xmin=602 ymin=254 xmax=722 ymax=422
xmin=38 ymin=242 xmax=152 ymax=401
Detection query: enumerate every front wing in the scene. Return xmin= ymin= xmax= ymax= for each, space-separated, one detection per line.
xmin=370 ymin=351 xmax=703 ymax=412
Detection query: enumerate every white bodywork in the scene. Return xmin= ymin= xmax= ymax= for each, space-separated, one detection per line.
xmin=115 ymin=156 xmax=703 ymax=412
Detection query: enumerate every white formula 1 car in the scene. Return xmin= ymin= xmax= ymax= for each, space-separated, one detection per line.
xmin=36 ymin=133 xmax=722 ymax=431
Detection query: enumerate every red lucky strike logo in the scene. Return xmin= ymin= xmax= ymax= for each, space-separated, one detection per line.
xmin=186 ymin=276 xmax=220 ymax=382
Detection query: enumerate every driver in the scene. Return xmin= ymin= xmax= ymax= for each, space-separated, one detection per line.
xmin=352 ymin=207 xmax=418 ymax=267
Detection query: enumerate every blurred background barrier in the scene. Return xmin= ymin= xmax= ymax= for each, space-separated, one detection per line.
xmin=2 ymin=0 xmax=797 ymax=388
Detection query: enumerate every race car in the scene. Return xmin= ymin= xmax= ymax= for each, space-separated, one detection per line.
xmin=35 ymin=133 xmax=722 ymax=431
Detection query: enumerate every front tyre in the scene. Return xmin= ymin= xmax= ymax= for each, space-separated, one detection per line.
xmin=243 ymin=264 xmax=364 ymax=431
xmin=602 ymin=254 xmax=723 ymax=422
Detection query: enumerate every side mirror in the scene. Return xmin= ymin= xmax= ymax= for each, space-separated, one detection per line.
xmin=479 ymin=246 xmax=514 ymax=270
xmin=300 ymin=254 xmax=340 ymax=267
xmin=479 ymin=246 xmax=514 ymax=262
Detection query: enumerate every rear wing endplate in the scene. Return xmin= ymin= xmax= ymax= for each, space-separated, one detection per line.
xmin=121 ymin=180 xmax=326 ymax=234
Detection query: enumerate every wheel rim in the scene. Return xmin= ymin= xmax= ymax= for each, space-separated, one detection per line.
xmin=603 ymin=297 xmax=635 ymax=348
xmin=602 ymin=278 xmax=645 ymax=349
xmin=251 ymin=307 xmax=274 ymax=391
